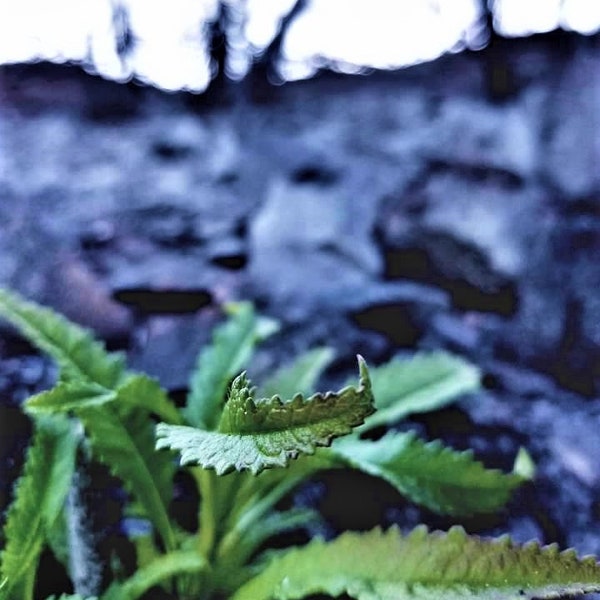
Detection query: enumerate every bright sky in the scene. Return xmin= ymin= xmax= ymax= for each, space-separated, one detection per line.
xmin=0 ymin=0 xmax=598 ymax=92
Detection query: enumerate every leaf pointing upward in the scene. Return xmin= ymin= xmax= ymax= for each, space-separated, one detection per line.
xmin=184 ymin=302 xmax=279 ymax=430
xmin=0 ymin=417 xmax=78 ymax=600
xmin=0 ymin=288 xmax=125 ymax=388
xmin=156 ymin=357 xmax=374 ymax=474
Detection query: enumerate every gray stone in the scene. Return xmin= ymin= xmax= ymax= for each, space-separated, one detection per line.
xmin=543 ymin=47 xmax=600 ymax=198
xmin=421 ymin=174 xmax=546 ymax=277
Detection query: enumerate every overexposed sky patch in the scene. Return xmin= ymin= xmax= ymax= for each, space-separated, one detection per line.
xmin=0 ymin=0 xmax=599 ymax=92
xmin=125 ymin=0 xmax=219 ymax=91
xmin=279 ymin=0 xmax=484 ymax=81
xmin=492 ymin=0 xmax=600 ymax=36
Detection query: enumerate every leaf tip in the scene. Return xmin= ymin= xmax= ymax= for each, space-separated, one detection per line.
xmin=356 ymin=355 xmax=371 ymax=388
xmin=513 ymin=446 xmax=536 ymax=480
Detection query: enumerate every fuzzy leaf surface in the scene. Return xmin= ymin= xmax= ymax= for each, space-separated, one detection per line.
xmin=78 ymin=407 xmax=175 ymax=549
xmin=184 ymin=302 xmax=277 ymax=430
xmin=361 ymin=352 xmax=480 ymax=430
xmin=101 ymin=551 xmax=205 ymax=600
xmin=0 ymin=417 xmax=78 ymax=600
xmin=332 ymin=432 xmax=524 ymax=515
xmin=233 ymin=526 xmax=600 ymax=600
xmin=157 ymin=358 xmax=374 ymax=474
xmin=0 ymin=289 xmax=125 ymax=388
xmin=258 ymin=348 xmax=335 ymax=399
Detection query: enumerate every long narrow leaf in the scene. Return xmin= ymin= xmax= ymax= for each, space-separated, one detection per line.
xmin=78 ymin=407 xmax=176 ymax=550
xmin=0 ymin=417 xmax=78 ymax=600
xmin=26 ymin=382 xmax=117 ymax=413
xmin=184 ymin=303 xmax=278 ymax=430
xmin=233 ymin=526 xmax=600 ymax=600
xmin=102 ymin=551 xmax=205 ymax=600
xmin=115 ymin=374 xmax=183 ymax=425
xmin=332 ymin=432 xmax=524 ymax=516
xmin=222 ymin=507 xmax=321 ymax=568
xmin=361 ymin=352 xmax=480 ymax=430
xmin=26 ymin=376 xmax=181 ymax=425
xmin=0 ymin=289 xmax=125 ymax=388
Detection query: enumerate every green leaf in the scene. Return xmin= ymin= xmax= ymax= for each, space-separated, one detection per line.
xmin=217 ymin=452 xmax=337 ymax=565
xmin=115 ymin=374 xmax=183 ymax=425
xmin=26 ymin=382 xmax=117 ymax=413
xmin=184 ymin=302 xmax=278 ymax=430
xmin=157 ymin=357 xmax=374 ymax=474
xmin=218 ymin=506 xmax=322 ymax=572
xmin=233 ymin=526 xmax=600 ymax=600
xmin=24 ymin=382 xmax=177 ymax=549
xmin=258 ymin=348 xmax=335 ymax=399
xmin=0 ymin=288 xmax=125 ymax=388
xmin=25 ymin=375 xmax=182 ymax=426
xmin=77 ymin=407 xmax=176 ymax=550
xmin=513 ymin=446 xmax=536 ymax=480
xmin=0 ymin=416 xmax=78 ymax=600
xmin=101 ymin=551 xmax=205 ymax=600
xmin=214 ymin=507 xmax=323 ymax=595
xmin=332 ymin=432 xmax=524 ymax=516
xmin=45 ymin=507 xmax=70 ymax=570
xmin=361 ymin=352 xmax=480 ymax=430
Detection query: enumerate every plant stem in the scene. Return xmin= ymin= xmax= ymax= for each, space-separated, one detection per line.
xmin=22 ymin=564 xmax=36 ymax=600
xmin=216 ymin=473 xmax=306 ymax=563
xmin=198 ymin=468 xmax=217 ymax=559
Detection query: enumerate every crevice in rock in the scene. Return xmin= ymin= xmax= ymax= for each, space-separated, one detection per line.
xmin=113 ymin=288 xmax=213 ymax=314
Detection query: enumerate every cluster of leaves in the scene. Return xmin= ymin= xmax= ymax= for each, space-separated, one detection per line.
xmin=0 ymin=288 xmax=599 ymax=600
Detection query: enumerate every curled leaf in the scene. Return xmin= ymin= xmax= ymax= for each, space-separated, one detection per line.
xmin=156 ymin=357 xmax=374 ymax=474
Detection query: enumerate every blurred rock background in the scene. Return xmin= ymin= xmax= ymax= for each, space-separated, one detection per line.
xmin=0 ymin=1 xmax=599 ymax=597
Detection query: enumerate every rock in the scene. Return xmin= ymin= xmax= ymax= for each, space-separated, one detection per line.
xmin=43 ymin=254 xmax=133 ymax=341
xmin=127 ymin=311 xmax=217 ymax=391
xmin=249 ymin=175 xmax=382 ymax=313
xmin=543 ymin=47 xmax=600 ymax=198
xmin=422 ymin=95 xmax=539 ymax=179
xmin=420 ymin=174 xmax=545 ymax=278
xmin=504 ymin=215 xmax=600 ymax=395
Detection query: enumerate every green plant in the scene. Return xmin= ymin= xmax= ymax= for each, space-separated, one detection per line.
xmin=0 ymin=288 xmax=599 ymax=600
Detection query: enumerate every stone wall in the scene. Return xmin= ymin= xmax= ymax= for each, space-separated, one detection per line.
xmin=1 ymin=32 xmax=599 ymax=593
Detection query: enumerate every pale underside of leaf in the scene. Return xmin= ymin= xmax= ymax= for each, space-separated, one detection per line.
xmin=0 ymin=288 xmax=125 ymax=388
xmin=157 ymin=357 xmax=373 ymax=474
xmin=233 ymin=526 xmax=600 ymax=600
xmin=332 ymin=432 xmax=524 ymax=515
xmin=360 ymin=352 xmax=480 ymax=430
